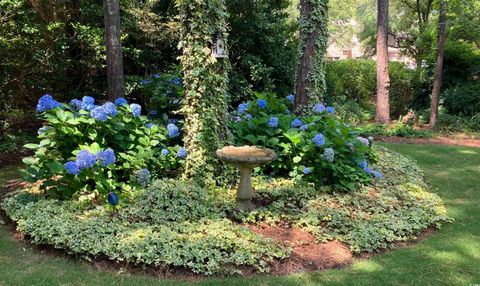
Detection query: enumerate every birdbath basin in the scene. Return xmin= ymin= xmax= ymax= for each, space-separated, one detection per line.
xmin=216 ymin=146 xmax=276 ymax=211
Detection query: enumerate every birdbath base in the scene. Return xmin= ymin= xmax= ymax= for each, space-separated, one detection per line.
xmin=236 ymin=165 xmax=255 ymax=211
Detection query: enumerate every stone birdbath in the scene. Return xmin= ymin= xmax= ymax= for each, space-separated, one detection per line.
xmin=216 ymin=146 xmax=276 ymax=211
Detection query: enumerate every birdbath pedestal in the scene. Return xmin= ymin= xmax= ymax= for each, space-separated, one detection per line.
xmin=216 ymin=146 xmax=276 ymax=211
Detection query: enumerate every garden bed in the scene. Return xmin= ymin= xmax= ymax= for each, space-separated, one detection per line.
xmin=1 ymin=147 xmax=450 ymax=277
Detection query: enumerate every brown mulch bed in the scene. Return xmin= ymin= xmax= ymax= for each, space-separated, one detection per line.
xmin=376 ymin=135 xmax=480 ymax=148
xmin=249 ymin=224 xmax=353 ymax=274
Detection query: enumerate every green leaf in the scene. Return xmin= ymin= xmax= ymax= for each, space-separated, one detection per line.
xmin=22 ymin=157 xmax=36 ymax=165
xmin=23 ymin=143 xmax=39 ymax=149
xmin=46 ymin=161 xmax=64 ymax=173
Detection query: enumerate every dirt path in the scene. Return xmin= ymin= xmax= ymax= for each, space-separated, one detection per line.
xmin=376 ymin=135 xmax=480 ymax=148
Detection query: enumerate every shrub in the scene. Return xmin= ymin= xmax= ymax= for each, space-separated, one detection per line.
xmin=443 ymin=81 xmax=480 ymax=117
xmin=325 ymin=59 xmax=416 ymax=120
xmin=133 ymin=71 xmax=184 ymax=122
xmin=22 ymin=95 xmax=186 ymax=199
xmin=230 ymin=92 xmax=378 ymax=191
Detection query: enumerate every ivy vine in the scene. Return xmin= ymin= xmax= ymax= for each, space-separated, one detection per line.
xmin=177 ymin=0 xmax=233 ymax=186
xmin=296 ymin=0 xmax=329 ymax=113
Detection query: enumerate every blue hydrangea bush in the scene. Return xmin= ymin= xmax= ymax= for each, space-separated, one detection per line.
xmin=135 ymin=71 xmax=184 ymax=122
xmin=231 ymin=92 xmax=379 ymax=190
xmin=23 ymin=94 xmax=187 ymax=199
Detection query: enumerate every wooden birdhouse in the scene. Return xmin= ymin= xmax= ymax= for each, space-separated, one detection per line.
xmin=212 ymin=32 xmax=228 ymax=58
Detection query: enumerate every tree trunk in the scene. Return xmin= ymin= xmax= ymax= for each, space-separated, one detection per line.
xmin=429 ymin=0 xmax=447 ymax=128
xmin=178 ymin=0 xmax=233 ymax=186
xmin=104 ymin=0 xmax=125 ymax=100
xmin=375 ymin=0 xmax=390 ymax=124
xmin=294 ymin=0 xmax=329 ymax=114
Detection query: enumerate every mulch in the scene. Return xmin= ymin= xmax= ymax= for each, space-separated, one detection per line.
xmin=376 ymin=135 xmax=480 ymax=148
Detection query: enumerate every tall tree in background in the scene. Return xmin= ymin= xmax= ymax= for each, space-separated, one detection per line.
xmin=375 ymin=0 xmax=390 ymax=123
xmin=429 ymin=0 xmax=447 ymax=127
xmin=104 ymin=0 xmax=125 ymax=100
xmin=294 ymin=0 xmax=329 ymax=114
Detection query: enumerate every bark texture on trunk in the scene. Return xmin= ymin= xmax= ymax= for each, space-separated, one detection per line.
xmin=375 ymin=0 xmax=390 ymax=124
xmin=429 ymin=0 xmax=447 ymax=128
xmin=104 ymin=0 xmax=125 ymax=100
xmin=294 ymin=0 xmax=329 ymax=115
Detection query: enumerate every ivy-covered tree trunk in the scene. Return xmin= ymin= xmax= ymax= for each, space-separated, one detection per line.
xmin=177 ymin=0 xmax=232 ymax=186
xmin=294 ymin=0 xmax=329 ymax=114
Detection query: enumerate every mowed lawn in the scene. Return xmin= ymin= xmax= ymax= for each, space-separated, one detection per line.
xmin=0 ymin=143 xmax=479 ymax=286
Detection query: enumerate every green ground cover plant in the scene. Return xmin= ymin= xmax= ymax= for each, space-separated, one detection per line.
xmin=2 ymin=147 xmax=449 ymax=276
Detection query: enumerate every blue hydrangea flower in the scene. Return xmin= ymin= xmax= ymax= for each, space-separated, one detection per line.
xmin=65 ymin=161 xmax=80 ymax=175
xmin=326 ymin=106 xmax=335 ymax=114
xmin=38 ymin=126 xmax=48 ymax=135
xmin=312 ymin=134 xmax=325 ymax=147
xmin=237 ymin=102 xmax=250 ymax=115
xmin=149 ymin=110 xmax=158 ymax=115
xmin=161 ymin=149 xmax=170 ymax=156
xmin=136 ymin=168 xmax=151 ymax=187
xmin=170 ymin=77 xmax=182 ymax=86
xmin=102 ymin=102 xmax=117 ymax=117
xmin=303 ymin=167 xmax=311 ymax=174
xmin=313 ymin=103 xmax=326 ymax=113
xmin=322 ymin=148 xmax=335 ymax=162
xmin=75 ymin=150 xmax=97 ymax=170
xmin=70 ymin=99 xmax=82 ymax=111
xmin=286 ymin=94 xmax=295 ymax=103
xmin=257 ymin=99 xmax=267 ymax=109
xmin=140 ymin=79 xmax=152 ymax=85
xmin=357 ymin=136 xmax=370 ymax=146
xmin=344 ymin=123 xmax=350 ymax=127
xmin=167 ymin=118 xmax=178 ymax=124
xmin=114 ymin=98 xmax=128 ymax=106
xmin=372 ymin=171 xmax=383 ymax=179
xmin=245 ymin=114 xmax=253 ymax=120
xmin=177 ymin=148 xmax=187 ymax=159
xmin=107 ymin=192 xmax=119 ymax=206
xmin=146 ymin=123 xmax=155 ymax=129
xmin=167 ymin=123 xmax=180 ymax=138
xmin=152 ymin=73 xmax=161 ymax=79
xmin=364 ymin=167 xmax=373 ymax=174
xmin=36 ymin=94 xmax=61 ymax=113
xmin=91 ymin=106 xmax=108 ymax=122
xmin=268 ymin=117 xmax=279 ymax=128
xmin=291 ymin=118 xmax=303 ymax=127
xmin=96 ymin=148 xmax=116 ymax=167
xmin=358 ymin=160 xmax=368 ymax=170
xmin=130 ymin=104 xmax=141 ymax=117
xmin=81 ymin=96 xmax=95 ymax=111
xmin=300 ymin=124 xmax=312 ymax=131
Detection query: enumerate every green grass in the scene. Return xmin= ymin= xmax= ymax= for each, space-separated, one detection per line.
xmin=1 ymin=143 xmax=479 ymax=285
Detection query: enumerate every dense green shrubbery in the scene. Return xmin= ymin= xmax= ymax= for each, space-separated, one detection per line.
xmin=22 ymin=95 xmax=186 ymax=199
xmin=358 ymin=123 xmax=432 ymax=138
xmin=2 ymin=147 xmax=449 ymax=274
xmin=325 ymin=59 xmax=416 ymax=121
xmin=231 ymin=92 xmax=378 ymax=191
xmin=443 ymin=81 xmax=480 ymax=117
xmin=133 ymin=71 xmax=184 ymax=121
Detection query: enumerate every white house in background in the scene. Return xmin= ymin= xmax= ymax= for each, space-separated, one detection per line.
xmin=326 ymin=31 xmax=416 ymax=69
